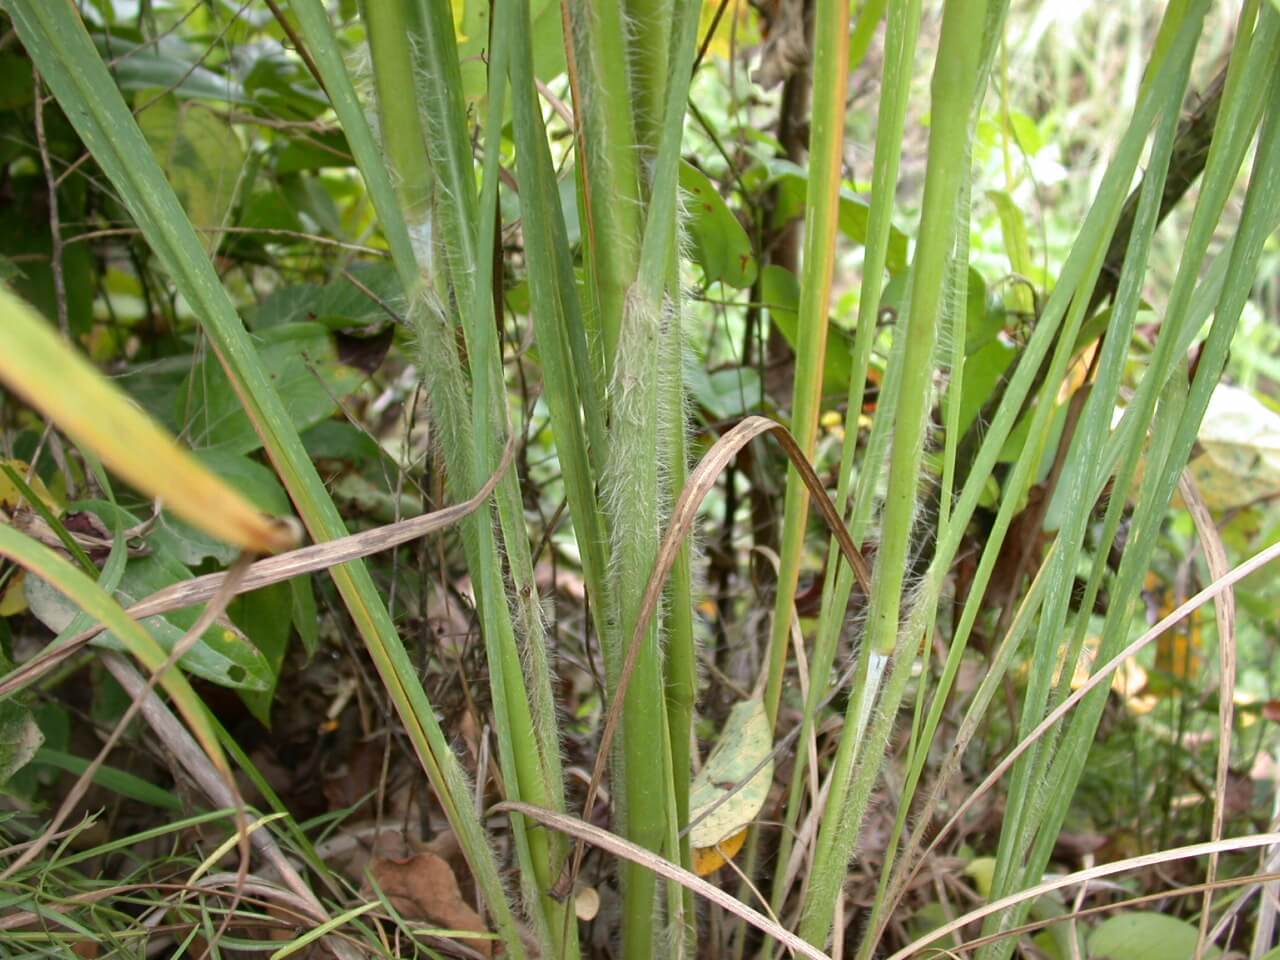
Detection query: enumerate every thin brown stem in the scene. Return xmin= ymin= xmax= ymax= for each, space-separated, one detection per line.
xmin=33 ymin=73 xmax=68 ymax=336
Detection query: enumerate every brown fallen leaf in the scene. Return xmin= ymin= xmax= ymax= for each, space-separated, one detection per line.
xmin=368 ymin=849 xmax=492 ymax=958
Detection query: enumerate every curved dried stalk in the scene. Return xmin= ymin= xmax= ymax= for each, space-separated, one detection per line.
xmin=495 ymin=800 xmax=832 ymax=960
xmin=555 ymin=414 xmax=872 ymax=899
xmin=886 ymin=832 xmax=1280 ymax=960
xmin=0 ymin=435 xmax=516 ymax=700
xmin=905 ymin=535 xmax=1280 ymax=892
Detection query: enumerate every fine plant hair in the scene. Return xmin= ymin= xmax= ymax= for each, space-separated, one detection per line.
xmin=406 ymin=282 xmax=564 ymax=933
xmin=408 ymin=37 xmax=477 ymax=306
xmin=562 ymin=1 xmax=649 ymax=230
xmin=345 ymin=41 xmax=379 ymax=164
xmin=348 ymin=37 xmax=439 ymax=275
xmin=601 ymin=286 xmax=679 ymax=599
xmin=370 ymin=8 xmax=572 ymax=832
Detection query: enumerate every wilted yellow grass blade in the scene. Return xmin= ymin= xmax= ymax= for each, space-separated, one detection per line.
xmin=0 ymin=288 xmax=297 ymax=555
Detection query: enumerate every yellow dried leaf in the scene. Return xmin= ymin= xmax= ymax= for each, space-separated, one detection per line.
xmin=693 ymin=825 xmax=748 ymax=876
xmin=0 ymin=289 xmax=297 ymax=555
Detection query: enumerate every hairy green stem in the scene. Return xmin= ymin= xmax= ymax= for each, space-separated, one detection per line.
xmin=799 ymin=0 xmax=991 ymax=945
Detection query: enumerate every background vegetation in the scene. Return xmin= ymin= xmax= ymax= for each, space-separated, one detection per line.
xmin=0 ymin=0 xmax=1279 ymax=958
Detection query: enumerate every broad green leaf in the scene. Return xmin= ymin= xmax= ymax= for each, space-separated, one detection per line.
xmin=30 ymin=748 xmax=182 ymax=810
xmin=300 ymin=420 xmax=389 ymax=469
xmin=231 ymin=581 xmax=294 ymax=725
xmin=1088 ymin=912 xmax=1222 ymax=960
xmin=195 ymin=450 xmax=293 ymax=515
xmin=455 ymin=0 xmax=491 ymax=104
xmin=1007 ymin=110 xmax=1046 ymax=156
xmin=179 ymin=322 xmax=365 ymax=454
xmin=330 ymin=471 xmax=422 ymax=523
xmin=138 ymin=93 xmax=245 ymax=254
xmin=0 ymin=522 xmax=228 ymax=775
xmin=963 ymin=856 xmax=996 ymax=898
xmin=964 ymin=268 xmax=1002 ymax=356
xmin=762 ymin=264 xmax=854 ymax=397
xmin=247 ymin=265 xmax=403 ymax=331
xmin=25 ymin=566 xmax=272 ymax=693
xmin=163 ymin=450 xmax=293 ymax=565
xmin=243 ymin=51 xmax=329 ymax=120
xmin=767 ymin=162 xmax=911 ymax=272
xmin=957 ymin=337 xmax=1017 ymax=437
xmin=530 ymin=0 xmax=568 ymax=82
xmin=91 ymin=34 xmax=248 ymax=103
xmin=679 ymin=162 xmax=757 ymax=288
xmin=235 ymin=190 xmax=306 ymax=241
xmin=0 ymin=647 xmax=41 ymax=787
xmin=290 ymin=575 xmax=318 ymax=659
xmin=25 ymin=501 xmax=274 ymax=692
xmin=273 ymin=129 xmax=355 ymax=173
xmin=454 ymin=0 xmax=565 ymax=106
xmin=686 ymin=363 xmax=763 ymax=421
xmin=688 ymin=698 xmax=774 ymax=849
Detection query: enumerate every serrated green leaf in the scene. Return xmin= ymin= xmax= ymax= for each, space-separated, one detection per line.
xmin=680 ymin=162 xmax=757 ymax=288
xmin=178 ymin=322 xmax=364 ymax=454
xmin=138 ymin=93 xmax=245 ymax=254
xmin=762 ymin=264 xmax=854 ymax=398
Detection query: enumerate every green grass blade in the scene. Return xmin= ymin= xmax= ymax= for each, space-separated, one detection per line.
xmin=760 ymin=0 xmax=855 ymax=739
xmin=563 ymin=0 xmax=645 ymax=371
xmin=800 ymin=0 xmax=996 ymax=945
xmin=982 ymin=14 xmax=1280 ymax=957
xmin=287 ymin=0 xmax=420 ymax=289
xmin=503 ymin=0 xmax=612 ymax=641
xmin=769 ymin=0 xmax=922 ymax=925
xmin=3 ymin=5 xmax=527 ymax=955
xmin=30 ymin=749 xmax=182 ymax=811
xmin=346 ymin=1 xmax=566 ymax=948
